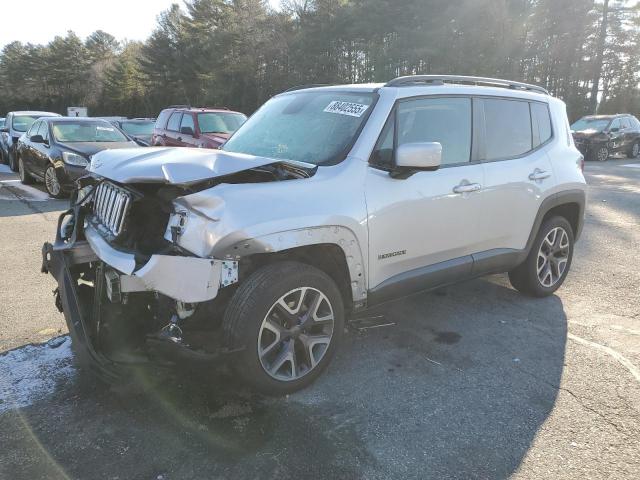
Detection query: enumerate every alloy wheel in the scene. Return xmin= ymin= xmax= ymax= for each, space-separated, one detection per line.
xmin=45 ymin=167 xmax=61 ymax=197
xmin=258 ymin=287 xmax=335 ymax=381
xmin=597 ymin=146 xmax=609 ymax=162
xmin=537 ymin=227 xmax=570 ymax=288
xmin=632 ymin=143 xmax=639 ymax=158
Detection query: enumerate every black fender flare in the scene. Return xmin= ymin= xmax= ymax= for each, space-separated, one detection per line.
xmin=523 ymin=189 xmax=586 ymax=256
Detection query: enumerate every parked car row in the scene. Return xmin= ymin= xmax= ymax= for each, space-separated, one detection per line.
xmin=0 ymin=105 xmax=248 ymax=198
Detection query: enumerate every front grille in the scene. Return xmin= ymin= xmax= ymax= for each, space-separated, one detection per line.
xmin=93 ymin=182 xmax=132 ymax=236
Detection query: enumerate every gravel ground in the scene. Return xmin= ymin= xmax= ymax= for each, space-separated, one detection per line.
xmin=0 ymin=159 xmax=638 ymax=479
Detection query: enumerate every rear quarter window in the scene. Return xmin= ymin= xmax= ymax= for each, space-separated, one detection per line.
xmin=531 ymin=102 xmax=552 ymax=147
xmin=155 ymin=110 xmax=172 ymax=130
xmin=166 ymin=112 xmax=183 ymax=132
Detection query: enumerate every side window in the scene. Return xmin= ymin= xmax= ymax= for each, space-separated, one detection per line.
xmin=167 ymin=112 xmax=182 ymax=132
xmin=620 ymin=117 xmax=631 ymax=129
xmin=37 ymin=122 xmax=49 ymax=140
xmin=482 ymin=98 xmax=532 ymax=160
xmin=27 ymin=121 xmax=40 ymax=138
xmin=180 ymin=113 xmax=195 ymax=134
xmin=370 ymin=112 xmax=395 ymax=168
xmin=155 ymin=110 xmax=172 ymax=129
xmin=531 ymin=102 xmax=552 ymax=147
xmin=609 ymin=118 xmax=621 ymax=131
xmin=631 ymin=117 xmax=640 ymax=129
xmin=397 ymin=97 xmax=472 ymax=166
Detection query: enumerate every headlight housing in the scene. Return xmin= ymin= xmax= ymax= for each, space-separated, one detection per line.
xmin=62 ymin=151 xmax=89 ymax=167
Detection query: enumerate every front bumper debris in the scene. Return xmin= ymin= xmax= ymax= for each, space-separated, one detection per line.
xmin=41 ymin=207 xmax=239 ymax=372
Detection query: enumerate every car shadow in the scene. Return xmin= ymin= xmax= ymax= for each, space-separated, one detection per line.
xmin=0 ymin=275 xmax=567 ymax=479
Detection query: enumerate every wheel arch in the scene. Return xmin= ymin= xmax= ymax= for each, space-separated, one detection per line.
xmin=220 ymin=226 xmax=368 ymax=310
xmin=525 ymin=190 xmax=586 ymax=255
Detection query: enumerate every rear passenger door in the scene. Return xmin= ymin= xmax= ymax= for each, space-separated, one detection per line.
xmin=164 ymin=112 xmax=183 ymax=146
xmin=178 ymin=113 xmax=196 ymax=147
xmin=478 ymin=98 xmax=555 ymax=255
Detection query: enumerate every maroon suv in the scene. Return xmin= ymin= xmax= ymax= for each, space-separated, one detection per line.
xmin=152 ymin=106 xmax=247 ymax=149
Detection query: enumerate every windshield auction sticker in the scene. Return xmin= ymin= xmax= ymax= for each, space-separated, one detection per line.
xmin=324 ymin=101 xmax=369 ymax=117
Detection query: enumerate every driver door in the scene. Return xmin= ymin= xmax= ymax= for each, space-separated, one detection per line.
xmin=365 ymin=96 xmax=486 ymax=298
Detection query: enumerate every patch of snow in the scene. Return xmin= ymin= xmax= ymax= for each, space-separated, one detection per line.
xmin=0 ymin=336 xmax=75 ymax=414
xmin=0 ymin=164 xmax=13 ymax=174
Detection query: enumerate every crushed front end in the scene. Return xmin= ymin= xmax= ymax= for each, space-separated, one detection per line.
xmin=41 ymin=176 xmax=241 ymax=374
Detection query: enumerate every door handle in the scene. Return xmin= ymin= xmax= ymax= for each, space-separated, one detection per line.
xmin=528 ymin=168 xmax=551 ymax=181
xmin=177 ymin=137 xmax=182 ymax=142
xmin=452 ymin=181 xmax=481 ymax=194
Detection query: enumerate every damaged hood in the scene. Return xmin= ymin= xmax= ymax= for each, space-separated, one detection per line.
xmin=88 ymin=147 xmax=285 ymax=185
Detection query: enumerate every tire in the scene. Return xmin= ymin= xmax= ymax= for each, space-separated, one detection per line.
xmin=44 ymin=165 xmax=66 ymax=199
xmin=18 ymin=157 xmax=34 ymax=184
xmin=223 ymin=261 xmax=344 ymax=395
xmin=628 ymin=141 xmax=640 ymax=159
xmin=8 ymin=149 xmax=18 ymax=172
xmin=509 ymin=216 xmax=574 ymax=297
xmin=591 ymin=145 xmax=609 ymax=162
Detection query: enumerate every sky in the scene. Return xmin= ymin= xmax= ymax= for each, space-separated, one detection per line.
xmin=0 ymin=0 xmax=281 ymax=49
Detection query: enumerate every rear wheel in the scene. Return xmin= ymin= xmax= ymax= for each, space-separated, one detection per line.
xmin=18 ymin=157 xmax=34 ymax=184
xmin=8 ymin=149 xmax=18 ymax=171
xmin=44 ymin=165 xmax=65 ymax=199
xmin=223 ymin=261 xmax=344 ymax=395
xmin=509 ymin=216 xmax=574 ymax=297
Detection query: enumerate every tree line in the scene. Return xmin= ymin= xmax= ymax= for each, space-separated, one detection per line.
xmin=0 ymin=0 xmax=638 ymax=121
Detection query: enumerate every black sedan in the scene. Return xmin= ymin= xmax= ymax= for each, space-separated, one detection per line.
xmin=571 ymin=114 xmax=640 ymax=162
xmin=16 ymin=118 xmax=139 ymax=198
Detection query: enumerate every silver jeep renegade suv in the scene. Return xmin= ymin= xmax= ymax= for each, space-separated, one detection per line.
xmin=42 ymin=75 xmax=587 ymax=394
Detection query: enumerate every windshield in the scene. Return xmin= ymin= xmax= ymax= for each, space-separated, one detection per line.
xmin=12 ymin=115 xmax=42 ymax=132
xmin=571 ymin=118 xmax=611 ymax=132
xmin=120 ymin=121 xmax=154 ymax=136
xmin=197 ymin=112 xmax=246 ymax=134
xmin=52 ymin=121 xmax=130 ymax=143
xmin=222 ymin=92 xmax=376 ymax=165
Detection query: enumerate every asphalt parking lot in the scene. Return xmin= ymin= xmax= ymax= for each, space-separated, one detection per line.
xmin=0 ymin=160 xmax=639 ymax=479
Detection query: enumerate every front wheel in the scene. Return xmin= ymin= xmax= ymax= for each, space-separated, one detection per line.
xmin=509 ymin=216 xmax=574 ymax=297
xmin=628 ymin=142 xmax=639 ymax=159
xmin=223 ymin=261 xmax=344 ymax=395
xmin=44 ymin=165 xmax=66 ymax=199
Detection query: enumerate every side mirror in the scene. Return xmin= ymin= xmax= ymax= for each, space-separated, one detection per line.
xmin=180 ymin=126 xmax=194 ymax=136
xmin=0 ymin=127 xmax=8 ymax=133
xmin=30 ymin=134 xmax=45 ymax=143
xmin=391 ymin=142 xmax=442 ymax=178
xmin=609 ymin=127 xmax=619 ymax=133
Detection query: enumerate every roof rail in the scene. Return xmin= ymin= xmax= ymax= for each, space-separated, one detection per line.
xmin=283 ymin=84 xmax=332 ymax=93
xmin=384 ymin=75 xmax=549 ymax=95
xmin=167 ymin=104 xmax=191 ymax=109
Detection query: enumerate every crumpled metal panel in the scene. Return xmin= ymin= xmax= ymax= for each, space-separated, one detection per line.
xmin=88 ymin=147 xmax=282 ymax=185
